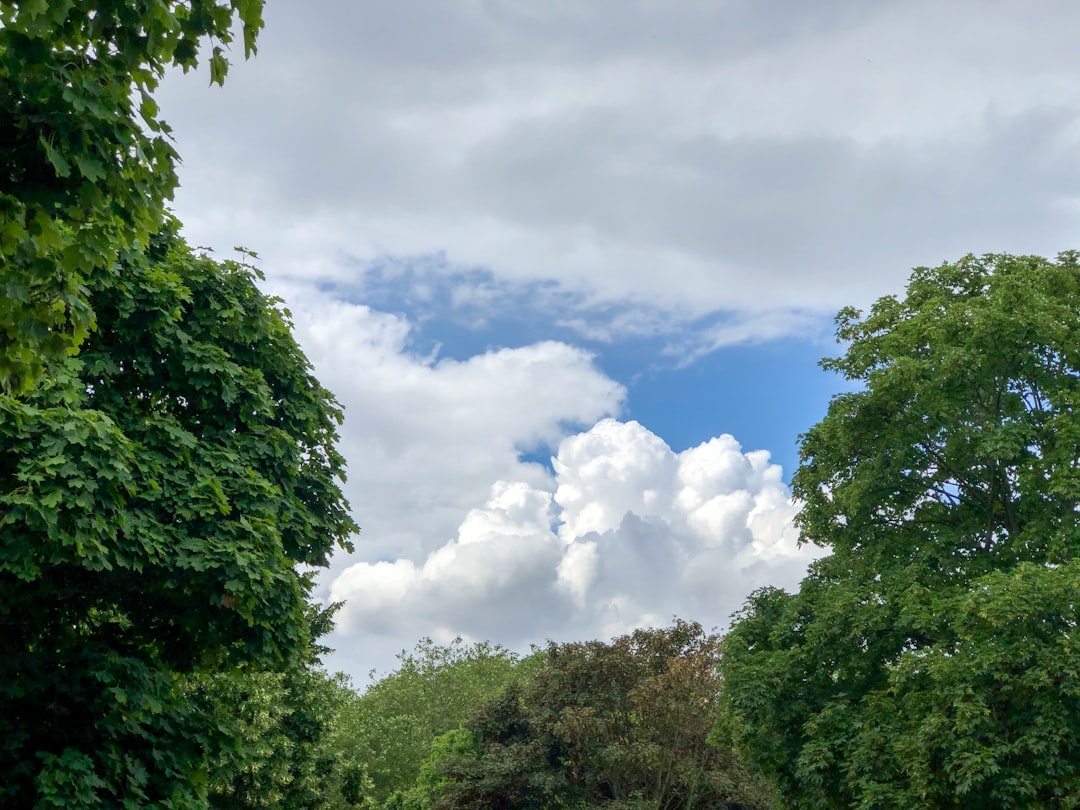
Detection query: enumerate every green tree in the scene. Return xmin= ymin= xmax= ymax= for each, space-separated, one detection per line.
xmin=198 ymin=666 xmax=352 ymax=808
xmin=719 ymin=253 xmax=1080 ymax=808
xmin=0 ymin=230 xmax=356 ymax=806
xmin=426 ymin=621 xmax=771 ymax=810
xmin=336 ymin=637 xmax=535 ymax=808
xmin=1 ymin=0 xmax=263 ymax=393
xmin=194 ymin=604 xmax=364 ymax=809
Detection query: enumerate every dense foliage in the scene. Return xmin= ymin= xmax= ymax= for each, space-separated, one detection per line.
xmin=0 ymin=0 xmax=264 ymax=392
xmin=421 ymin=621 xmax=771 ymax=810
xmin=193 ymin=604 xmax=361 ymax=809
xmin=0 ymin=2 xmax=371 ymax=804
xmin=719 ymin=253 xmax=1080 ymax=808
xmin=0 ymin=233 xmax=356 ymax=805
xmin=336 ymin=637 xmax=538 ymax=808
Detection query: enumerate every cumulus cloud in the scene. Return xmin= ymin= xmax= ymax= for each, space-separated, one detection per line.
xmin=272 ymin=282 xmax=625 ymax=565
xmin=330 ymin=419 xmax=823 ymax=660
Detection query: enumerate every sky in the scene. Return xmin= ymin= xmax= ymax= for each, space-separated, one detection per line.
xmin=157 ymin=0 xmax=1080 ymax=682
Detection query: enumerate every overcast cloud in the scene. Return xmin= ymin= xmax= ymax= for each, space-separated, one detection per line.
xmin=164 ymin=0 xmax=1080 ymax=321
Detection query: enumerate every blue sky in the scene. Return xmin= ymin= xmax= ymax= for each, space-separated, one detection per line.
xmin=332 ymin=256 xmax=844 ymax=478
xmin=157 ymin=0 xmax=1080 ymax=680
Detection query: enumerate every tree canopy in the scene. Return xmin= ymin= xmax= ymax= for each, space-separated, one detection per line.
xmin=1 ymin=0 xmax=264 ymax=393
xmin=0 ymin=231 xmax=356 ymax=805
xmin=0 ymin=3 xmax=368 ymax=804
xmin=192 ymin=603 xmax=361 ymax=809
xmin=719 ymin=253 xmax=1080 ymax=808
xmin=336 ymin=637 xmax=537 ymax=808
xmin=422 ymin=621 xmax=771 ymax=810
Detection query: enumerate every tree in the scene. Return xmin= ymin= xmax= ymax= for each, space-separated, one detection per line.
xmin=335 ymin=637 xmax=535 ymax=808
xmin=193 ymin=603 xmax=363 ymax=809
xmin=719 ymin=253 xmax=1080 ymax=808
xmin=0 ymin=230 xmax=356 ymax=806
xmin=425 ymin=621 xmax=771 ymax=810
xmin=1 ymin=0 xmax=264 ymax=393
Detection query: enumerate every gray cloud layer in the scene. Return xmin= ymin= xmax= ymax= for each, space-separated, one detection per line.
xmin=162 ymin=0 xmax=1080 ymax=326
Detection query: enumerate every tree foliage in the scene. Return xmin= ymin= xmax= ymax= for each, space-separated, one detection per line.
xmin=0 ymin=0 xmax=264 ymax=393
xmin=0 ymin=231 xmax=356 ymax=805
xmin=335 ymin=637 xmax=536 ymax=808
xmin=0 ymin=2 xmax=367 ymax=803
xmin=719 ymin=253 xmax=1080 ymax=808
xmin=424 ymin=621 xmax=771 ymax=810
xmin=193 ymin=604 xmax=362 ymax=809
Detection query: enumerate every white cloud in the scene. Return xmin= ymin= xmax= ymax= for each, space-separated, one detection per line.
xmin=329 ymin=418 xmax=824 ymax=672
xmin=160 ymin=0 xmax=1080 ymax=339
xmin=554 ymin=419 xmax=678 ymax=539
xmin=273 ymin=282 xmax=625 ymax=565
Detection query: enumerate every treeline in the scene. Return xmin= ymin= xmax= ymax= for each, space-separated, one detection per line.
xmin=185 ymin=252 xmax=1080 ymax=810
xmin=195 ymin=620 xmax=772 ymax=810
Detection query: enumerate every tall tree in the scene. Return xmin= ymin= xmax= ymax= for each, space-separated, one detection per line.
xmin=719 ymin=253 xmax=1080 ymax=808
xmin=1 ymin=0 xmax=264 ymax=393
xmin=423 ymin=621 xmax=771 ymax=810
xmin=0 ymin=230 xmax=356 ymax=806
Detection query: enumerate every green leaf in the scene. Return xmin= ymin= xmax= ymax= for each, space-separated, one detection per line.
xmin=173 ymin=37 xmax=198 ymax=67
xmin=38 ymin=137 xmax=71 ymax=178
xmin=19 ymin=0 xmax=48 ymax=21
xmin=209 ymin=47 xmax=228 ymax=86
xmin=72 ymin=154 xmax=106 ymax=183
